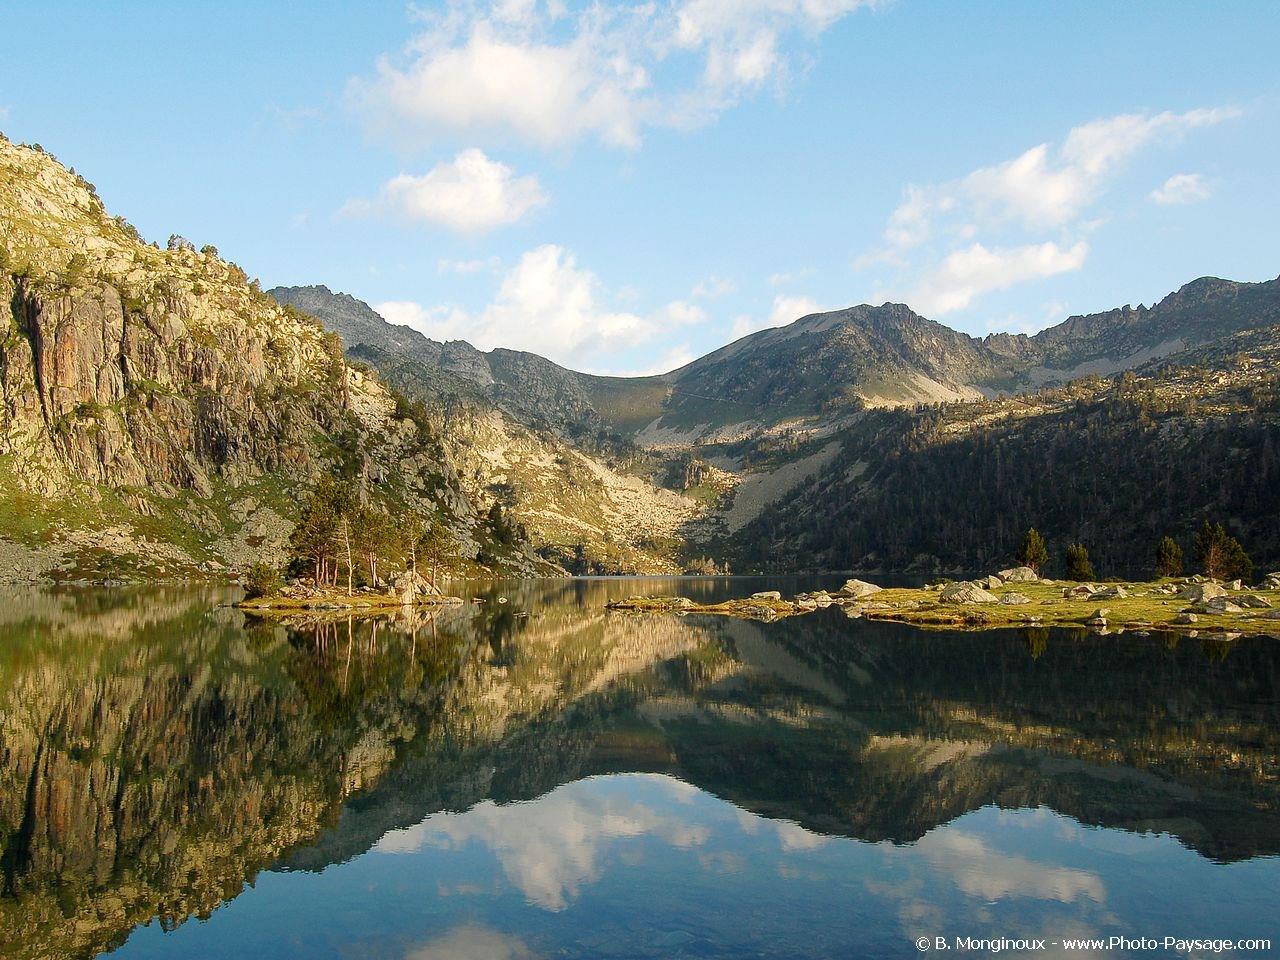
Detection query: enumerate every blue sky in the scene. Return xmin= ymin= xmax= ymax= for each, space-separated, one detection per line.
xmin=3 ymin=1 xmax=1277 ymax=374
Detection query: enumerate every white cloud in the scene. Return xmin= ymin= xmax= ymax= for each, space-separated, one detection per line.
xmin=438 ymin=256 xmax=501 ymax=274
xmin=692 ymin=275 xmax=735 ymax=299
xmin=476 ymin=245 xmax=654 ymax=358
xmin=906 ymin=241 xmax=1087 ymax=316
xmin=345 ymin=148 xmax=546 ymax=233
xmin=375 ymin=300 xmax=472 ymax=339
xmin=264 ymin=103 xmax=320 ymax=131
xmin=767 ymin=267 xmax=815 ymax=287
xmin=730 ymin=293 xmax=822 ymax=339
xmin=1149 ymin=172 xmax=1211 ymax=205
xmin=348 ymin=0 xmax=877 ymax=151
xmin=875 ymin=107 xmax=1238 ymax=253
xmin=662 ymin=299 xmax=709 ymax=325
xmin=983 ymin=299 xmax=1072 ymax=337
xmin=854 ymin=106 xmax=1237 ymax=317
xmin=376 ymin=244 xmax=699 ymax=365
xmin=590 ymin=344 xmax=697 ymax=377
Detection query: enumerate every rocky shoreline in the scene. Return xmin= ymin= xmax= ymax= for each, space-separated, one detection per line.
xmin=606 ymin=569 xmax=1280 ymax=636
xmin=235 ymin=571 xmax=466 ymax=613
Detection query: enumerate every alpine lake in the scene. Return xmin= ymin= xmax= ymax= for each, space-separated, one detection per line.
xmin=1 ymin=576 xmax=1277 ymax=959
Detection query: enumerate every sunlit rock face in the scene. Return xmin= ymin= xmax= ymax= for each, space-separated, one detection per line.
xmin=1 ymin=582 xmax=1279 ymax=958
xmin=0 ymin=135 xmax=497 ymax=579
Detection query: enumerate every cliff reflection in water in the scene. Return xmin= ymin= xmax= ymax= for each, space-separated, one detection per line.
xmin=0 ymin=580 xmax=1278 ymax=959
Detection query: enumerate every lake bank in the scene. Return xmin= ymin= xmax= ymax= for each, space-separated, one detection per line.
xmin=606 ymin=573 xmax=1280 ymax=636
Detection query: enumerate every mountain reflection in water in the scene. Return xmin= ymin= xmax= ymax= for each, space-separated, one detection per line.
xmin=0 ymin=579 xmax=1277 ymax=959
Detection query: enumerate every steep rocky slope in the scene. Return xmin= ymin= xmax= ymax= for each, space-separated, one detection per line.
xmin=0 ymin=135 xmax=539 ymax=580
xmin=270 ymin=285 xmax=706 ymax=573
xmin=636 ymin=302 xmax=1000 ymax=445
xmin=270 ymin=285 xmax=602 ymax=430
xmin=985 ymin=275 xmax=1280 ymax=388
xmin=722 ymin=328 xmax=1280 ymax=574
xmin=5 ymin=131 xmax=1274 ymax=580
xmin=274 ymin=274 xmax=1280 ymax=576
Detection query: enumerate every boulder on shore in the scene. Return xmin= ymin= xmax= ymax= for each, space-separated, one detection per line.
xmin=751 ymin=590 xmax=783 ymax=601
xmin=1195 ymin=597 xmax=1244 ymax=615
xmin=1063 ymin=583 xmax=1097 ymax=599
xmin=997 ymin=567 xmax=1039 ymax=583
xmin=1180 ymin=582 xmax=1227 ymax=603
xmin=999 ymin=592 xmax=1031 ymax=605
xmin=839 ymin=579 xmax=882 ymax=599
xmin=1090 ymin=585 xmax=1128 ymax=600
xmin=393 ymin=571 xmax=441 ymax=604
xmin=940 ymin=581 xmax=999 ymax=604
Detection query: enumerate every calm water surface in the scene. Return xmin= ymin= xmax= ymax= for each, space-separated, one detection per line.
xmin=1 ymin=577 xmax=1278 ymax=959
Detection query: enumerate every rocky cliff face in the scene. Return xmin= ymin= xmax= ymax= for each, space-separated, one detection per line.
xmin=985 ymin=275 xmax=1280 ymax=387
xmin=270 ymin=285 xmax=602 ymax=429
xmin=270 ymin=285 xmax=706 ymax=574
xmin=0 ymin=135 xmax=504 ymax=580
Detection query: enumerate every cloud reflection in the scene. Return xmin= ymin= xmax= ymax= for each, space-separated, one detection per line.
xmin=407 ymin=924 xmax=539 ymax=960
xmin=917 ymin=830 xmax=1105 ymax=903
xmin=376 ymin=774 xmax=711 ymax=910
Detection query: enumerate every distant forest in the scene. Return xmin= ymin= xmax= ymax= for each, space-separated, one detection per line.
xmin=730 ymin=375 xmax=1280 ymax=577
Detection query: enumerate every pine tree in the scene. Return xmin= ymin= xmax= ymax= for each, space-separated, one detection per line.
xmin=417 ymin=518 xmax=453 ymax=588
xmin=1015 ymin=528 xmax=1049 ymax=573
xmin=1063 ymin=542 xmax=1095 ymax=581
xmin=1154 ymin=536 xmax=1183 ymax=578
xmin=1194 ymin=521 xmax=1254 ymax=581
xmin=288 ymin=477 xmax=354 ymax=585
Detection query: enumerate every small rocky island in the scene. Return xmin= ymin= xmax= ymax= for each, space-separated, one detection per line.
xmin=236 ymin=571 xmax=465 ymax=613
xmin=606 ymin=568 xmax=1280 ymax=635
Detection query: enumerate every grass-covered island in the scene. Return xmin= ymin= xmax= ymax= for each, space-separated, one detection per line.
xmin=606 ymin=567 xmax=1280 ymax=636
xmin=236 ymin=569 xmax=465 ymax=613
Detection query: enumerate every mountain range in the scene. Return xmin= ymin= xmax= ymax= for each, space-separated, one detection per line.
xmin=2 ymin=131 xmax=1277 ymax=580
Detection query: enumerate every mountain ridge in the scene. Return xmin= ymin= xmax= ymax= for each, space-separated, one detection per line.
xmin=274 ymin=272 xmax=1280 ymax=448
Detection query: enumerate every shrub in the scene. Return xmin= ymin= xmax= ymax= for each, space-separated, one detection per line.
xmin=1063 ymin=543 xmax=1095 ymax=581
xmin=244 ymin=561 xmax=283 ymax=599
xmin=1154 ymin=536 xmax=1183 ymax=578
xmin=1193 ymin=521 xmax=1253 ymax=582
xmin=1015 ymin=528 xmax=1049 ymax=573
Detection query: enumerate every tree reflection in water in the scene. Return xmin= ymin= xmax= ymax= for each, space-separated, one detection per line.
xmin=0 ymin=580 xmax=1277 ymax=959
